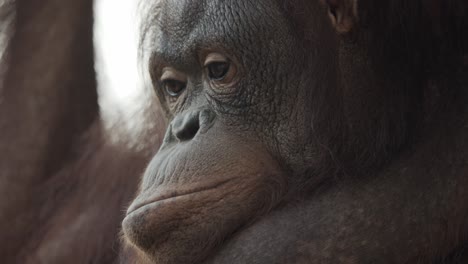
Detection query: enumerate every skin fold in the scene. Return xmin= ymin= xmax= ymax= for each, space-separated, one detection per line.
xmin=1 ymin=0 xmax=467 ymax=263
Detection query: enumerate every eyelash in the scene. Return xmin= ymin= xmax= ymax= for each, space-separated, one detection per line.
xmin=161 ymin=79 xmax=187 ymax=97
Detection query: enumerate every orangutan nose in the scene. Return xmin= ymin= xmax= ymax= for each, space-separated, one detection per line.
xmin=170 ymin=109 xmax=215 ymax=142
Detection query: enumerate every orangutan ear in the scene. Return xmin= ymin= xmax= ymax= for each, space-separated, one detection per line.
xmin=322 ymin=0 xmax=358 ymax=33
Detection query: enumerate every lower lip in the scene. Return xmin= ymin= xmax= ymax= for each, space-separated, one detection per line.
xmin=126 ymin=179 xmax=232 ymax=216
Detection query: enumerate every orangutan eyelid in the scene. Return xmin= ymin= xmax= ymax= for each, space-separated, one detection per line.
xmin=204 ymin=53 xmax=229 ymax=66
xmin=160 ymin=67 xmax=187 ymax=83
xmin=203 ymin=53 xmax=237 ymax=84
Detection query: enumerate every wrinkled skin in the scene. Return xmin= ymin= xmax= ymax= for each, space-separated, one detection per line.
xmin=122 ymin=0 xmax=468 ymax=263
xmin=1 ymin=0 xmax=468 ymax=264
xmin=123 ymin=1 xmax=341 ymax=262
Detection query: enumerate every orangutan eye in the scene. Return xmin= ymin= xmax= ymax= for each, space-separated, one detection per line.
xmin=207 ymin=62 xmax=230 ymax=81
xmin=160 ymin=68 xmax=187 ymax=97
xmin=162 ymin=80 xmax=186 ymax=97
xmin=204 ymin=53 xmax=237 ymax=84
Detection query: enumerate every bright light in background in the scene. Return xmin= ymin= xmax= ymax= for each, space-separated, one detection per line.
xmin=95 ymin=0 xmax=139 ymax=105
xmin=0 ymin=0 xmax=14 ymax=72
xmin=94 ymin=0 xmax=150 ymax=146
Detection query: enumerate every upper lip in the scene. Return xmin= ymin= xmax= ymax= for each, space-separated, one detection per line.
xmin=126 ymin=179 xmax=232 ymax=215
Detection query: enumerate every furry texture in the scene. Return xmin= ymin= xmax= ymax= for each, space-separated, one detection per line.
xmin=0 ymin=0 xmax=467 ymax=263
xmin=0 ymin=0 xmax=164 ymax=263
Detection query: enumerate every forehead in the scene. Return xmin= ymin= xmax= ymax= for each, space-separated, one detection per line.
xmin=157 ymin=0 xmax=283 ymax=30
xmin=142 ymin=0 xmax=290 ymax=60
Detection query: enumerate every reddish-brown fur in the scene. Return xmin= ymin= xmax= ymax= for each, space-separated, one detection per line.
xmin=0 ymin=0 xmax=164 ymax=263
xmin=1 ymin=0 xmax=467 ymax=263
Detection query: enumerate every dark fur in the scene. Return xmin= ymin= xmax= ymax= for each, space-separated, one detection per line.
xmin=1 ymin=0 xmax=468 ymax=263
xmin=0 ymin=0 xmax=164 ymax=263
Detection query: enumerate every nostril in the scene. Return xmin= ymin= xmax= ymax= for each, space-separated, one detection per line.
xmin=173 ymin=112 xmax=200 ymax=141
